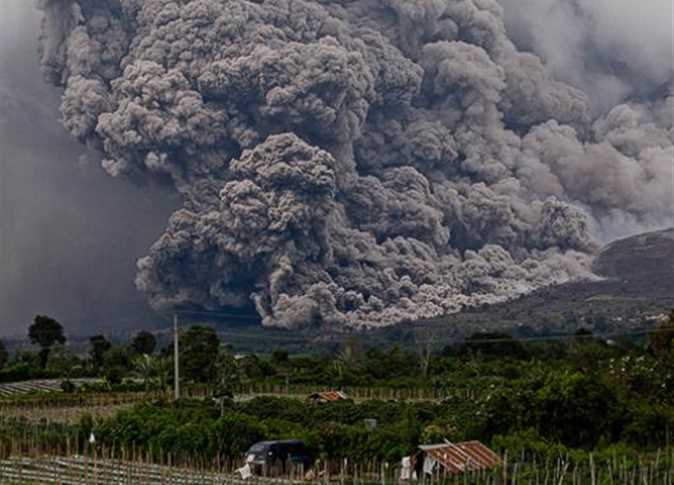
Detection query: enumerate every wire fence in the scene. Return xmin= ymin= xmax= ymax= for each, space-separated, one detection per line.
xmin=0 ymin=449 xmax=672 ymax=485
xmin=0 ymin=384 xmax=475 ymax=416
xmin=0 ymin=412 xmax=673 ymax=484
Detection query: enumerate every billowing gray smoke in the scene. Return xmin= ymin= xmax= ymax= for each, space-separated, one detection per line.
xmin=36 ymin=0 xmax=673 ymax=329
xmin=498 ymin=0 xmax=674 ymax=113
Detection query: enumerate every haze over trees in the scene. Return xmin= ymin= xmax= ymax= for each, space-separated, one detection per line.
xmin=28 ymin=315 xmax=65 ymax=369
xmin=132 ymin=331 xmax=157 ymax=356
xmin=89 ymin=335 xmax=112 ymax=372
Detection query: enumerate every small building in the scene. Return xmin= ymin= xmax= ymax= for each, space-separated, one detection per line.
xmin=402 ymin=441 xmax=501 ymax=480
xmin=307 ymin=390 xmax=349 ymax=403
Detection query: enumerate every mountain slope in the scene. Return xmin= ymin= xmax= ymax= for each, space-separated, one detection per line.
xmin=593 ymin=228 xmax=674 ymax=293
xmin=370 ymin=228 xmax=674 ymax=344
xmin=188 ymin=228 xmax=674 ymax=353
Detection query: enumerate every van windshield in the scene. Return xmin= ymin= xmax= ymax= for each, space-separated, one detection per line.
xmin=248 ymin=444 xmax=267 ymax=454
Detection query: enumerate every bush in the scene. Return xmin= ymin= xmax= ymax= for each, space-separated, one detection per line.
xmin=621 ymin=403 xmax=674 ymax=449
xmin=60 ymin=379 xmax=76 ymax=393
xmin=0 ymin=340 xmax=8 ymax=370
xmin=0 ymin=363 xmax=57 ymax=383
xmin=533 ymin=371 xmax=624 ymax=447
xmin=462 ymin=332 xmax=529 ymax=360
xmin=104 ymin=366 xmax=126 ymax=386
xmin=214 ymin=412 xmax=267 ymax=458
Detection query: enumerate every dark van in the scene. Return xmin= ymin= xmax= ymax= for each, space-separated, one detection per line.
xmin=244 ymin=440 xmax=312 ymax=474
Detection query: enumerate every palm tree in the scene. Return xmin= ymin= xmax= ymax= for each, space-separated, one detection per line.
xmin=214 ymin=350 xmax=241 ymax=415
xmin=132 ymin=354 xmax=170 ymax=392
xmin=332 ymin=338 xmax=361 ymax=388
xmin=415 ymin=329 xmax=437 ymax=379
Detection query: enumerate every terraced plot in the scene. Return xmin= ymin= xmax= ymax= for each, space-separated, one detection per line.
xmin=0 ymin=379 xmax=100 ymax=398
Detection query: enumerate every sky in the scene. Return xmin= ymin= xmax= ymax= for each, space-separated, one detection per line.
xmin=0 ymin=0 xmax=178 ymax=338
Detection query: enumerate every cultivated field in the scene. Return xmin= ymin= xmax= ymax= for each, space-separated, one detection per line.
xmin=0 ymin=379 xmax=100 ymax=398
xmin=0 ymin=390 xmax=159 ymax=424
xmin=0 ymin=453 xmax=672 ymax=484
xmin=0 ymin=456 xmax=256 ymax=484
xmin=0 ymin=384 xmax=456 ymax=426
xmin=0 ymin=402 xmax=133 ymax=423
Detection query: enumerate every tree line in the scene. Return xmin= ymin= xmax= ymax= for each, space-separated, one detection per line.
xmin=0 ymin=312 xmax=672 ymax=457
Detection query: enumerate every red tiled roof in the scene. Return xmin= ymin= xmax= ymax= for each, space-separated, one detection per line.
xmin=419 ymin=441 xmax=501 ymax=474
xmin=309 ymin=391 xmax=349 ymax=402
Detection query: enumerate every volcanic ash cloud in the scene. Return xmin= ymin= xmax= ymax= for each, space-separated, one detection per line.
xmin=36 ymin=0 xmax=674 ymax=329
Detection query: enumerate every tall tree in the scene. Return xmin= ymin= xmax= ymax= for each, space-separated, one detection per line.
xmin=181 ymin=325 xmax=220 ymax=385
xmin=89 ymin=335 xmax=112 ymax=372
xmin=332 ymin=338 xmax=361 ymax=386
xmin=132 ymin=331 xmax=157 ymax=356
xmin=215 ymin=350 xmax=241 ymax=399
xmin=0 ymin=339 xmax=8 ymax=370
xmin=28 ymin=315 xmax=66 ymax=368
xmin=414 ymin=329 xmax=437 ymax=379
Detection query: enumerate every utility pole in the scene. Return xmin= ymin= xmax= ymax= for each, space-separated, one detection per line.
xmin=174 ymin=313 xmax=180 ymax=401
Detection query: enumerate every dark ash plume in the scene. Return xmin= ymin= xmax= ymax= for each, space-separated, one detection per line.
xmin=36 ymin=0 xmax=673 ymax=329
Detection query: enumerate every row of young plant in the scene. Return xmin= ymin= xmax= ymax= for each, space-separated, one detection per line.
xmin=0 ymin=453 xmax=672 ymax=484
xmin=1 ymin=409 xmax=673 ymax=484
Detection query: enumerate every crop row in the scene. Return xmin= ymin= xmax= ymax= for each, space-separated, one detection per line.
xmin=0 ymin=379 xmax=100 ymax=398
xmin=0 ymin=456 xmax=263 ymax=484
xmin=0 ymin=453 xmax=673 ymax=484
